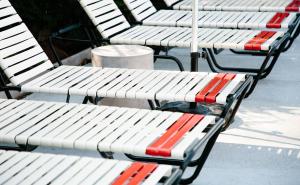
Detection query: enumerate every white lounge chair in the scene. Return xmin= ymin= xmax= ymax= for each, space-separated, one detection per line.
xmin=123 ymin=0 xmax=300 ymax=52
xmin=164 ymin=0 xmax=300 ymax=12
xmin=0 ymin=150 xmax=182 ymax=185
xmin=124 ymin=0 xmax=298 ymax=29
xmin=0 ymin=0 xmax=252 ymax=127
xmin=0 ymin=99 xmax=224 ymax=183
xmin=77 ymin=0 xmax=290 ymax=82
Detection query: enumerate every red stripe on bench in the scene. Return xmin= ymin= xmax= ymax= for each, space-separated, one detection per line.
xmin=146 ymin=114 xmax=193 ymax=156
xmin=157 ymin=114 xmax=204 ymax=157
xmin=128 ymin=163 xmax=158 ymax=185
xmin=267 ymin=13 xmax=290 ymax=28
xmin=286 ymin=0 xmax=300 ymax=12
xmin=112 ymin=162 xmax=158 ymax=185
xmin=195 ymin=73 xmax=226 ymax=103
xmin=205 ymin=73 xmax=236 ymax=103
xmin=146 ymin=114 xmax=204 ymax=157
xmin=244 ymin=31 xmax=276 ymax=50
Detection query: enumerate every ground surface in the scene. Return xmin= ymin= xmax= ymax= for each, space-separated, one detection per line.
xmin=27 ymin=36 xmax=300 ymax=185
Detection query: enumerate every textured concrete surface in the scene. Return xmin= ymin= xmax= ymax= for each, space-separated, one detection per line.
xmin=27 ymin=36 xmax=300 ymax=185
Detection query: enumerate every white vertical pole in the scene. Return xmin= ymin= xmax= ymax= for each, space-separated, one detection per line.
xmin=191 ymin=0 xmax=198 ymax=53
xmin=190 ymin=0 xmax=199 ymax=72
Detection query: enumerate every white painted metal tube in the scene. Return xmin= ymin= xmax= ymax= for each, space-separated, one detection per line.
xmin=191 ymin=0 xmax=199 ymax=53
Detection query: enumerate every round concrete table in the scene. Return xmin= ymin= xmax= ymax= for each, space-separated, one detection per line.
xmin=91 ymin=45 xmax=154 ymax=108
xmin=91 ymin=45 xmax=153 ymax=69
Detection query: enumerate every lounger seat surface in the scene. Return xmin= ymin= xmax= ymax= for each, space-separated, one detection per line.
xmin=0 ymin=99 xmax=222 ymax=159
xmin=109 ymin=25 xmax=284 ymax=51
xmin=78 ymin=0 xmax=285 ymax=52
xmin=22 ymin=66 xmax=246 ymax=105
xmin=143 ymin=10 xmax=296 ymax=29
xmin=167 ymin=0 xmax=300 ymax=12
xmin=0 ymin=150 xmax=180 ymax=185
xmin=124 ymin=0 xmax=297 ymax=29
xmin=0 ymin=1 xmax=247 ymax=105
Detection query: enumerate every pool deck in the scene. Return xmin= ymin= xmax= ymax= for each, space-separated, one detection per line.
xmin=26 ymin=36 xmax=300 ymax=185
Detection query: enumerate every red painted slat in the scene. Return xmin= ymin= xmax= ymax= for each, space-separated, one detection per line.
xmin=205 ymin=73 xmax=236 ymax=103
xmin=111 ymin=162 xmax=144 ymax=185
xmin=128 ymin=163 xmax=158 ymax=185
xmin=267 ymin=13 xmax=289 ymax=28
xmin=195 ymin=73 xmax=226 ymax=103
xmin=157 ymin=114 xmax=204 ymax=157
xmin=146 ymin=114 xmax=193 ymax=156
xmin=286 ymin=0 xmax=300 ymax=12
xmin=244 ymin=31 xmax=276 ymax=51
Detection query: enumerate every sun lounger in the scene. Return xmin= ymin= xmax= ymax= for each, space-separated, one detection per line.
xmin=0 ymin=99 xmax=224 ymax=183
xmin=0 ymin=0 xmax=252 ymax=127
xmin=0 ymin=150 xmax=182 ymax=185
xmin=124 ymin=0 xmax=298 ymax=29
xmin=77 ymin=0 xmax=289 ymax=83
xmin=163 ymin=0 xmax=300 ymax=13
xmin=123 ymin=0 xmax=300 ymax=52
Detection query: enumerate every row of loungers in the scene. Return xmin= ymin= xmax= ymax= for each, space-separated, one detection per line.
xmin=0 ymin=1 xmax=249 ymax=184
xmin=0 ymin=0 xmax=297 ymax=184
xmin=76 ymin=0 xmax=292 ymax=89
xmin=164 ymin=0 xmax=300 ymax=12
xmin=123 ymin=0 xmax=300 ymax=51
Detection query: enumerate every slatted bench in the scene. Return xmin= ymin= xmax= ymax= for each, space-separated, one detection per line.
xmin=124 ymin=0 xmax=300 ymax=52
xmin=0 ymin=0 xmax=252 ymax=127
xmin=0 ymin=150 xmax=182 ymax=185
xmin=77 ymin=0 xmax=290 ymax=84
xmin=124 ymin=0 xmax=298 ymax=29
xmin=0 ymin=99 xmax=224 ymax=183
xmin=164 ymin=0 xmax=300 ymax=12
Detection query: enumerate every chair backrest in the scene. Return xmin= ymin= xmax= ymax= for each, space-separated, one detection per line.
xmin=163 ymin=0 xmax=180 ymax=7
xmin=122 ymin=0 xmax=157 ymax=22
xmin=0 ymin=0 xmax=54 ymax=86
xmin=78 ymin=0 xmax=131 ymax=38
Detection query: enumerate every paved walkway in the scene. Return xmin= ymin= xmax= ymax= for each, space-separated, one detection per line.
xmin=28 ymin=37 xmax=300 ymax=185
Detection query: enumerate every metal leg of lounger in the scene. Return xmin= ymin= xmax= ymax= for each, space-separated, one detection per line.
xmin=0 ymin=72 xmax=13 ymax=99
xmin=125 ymin=119 xmax=224 ymax=184
xmin=221 ymin=76 xmax=253 ymax=129
xmin=204 ymin=33 xmax=290 ymax=97
xmin=154 ymin=55 xmax=185 ymax=71
xmin=180 ymin=125 xmax=223 ymax=184
xmin=283 ymin=15 xmax=300 ymax=52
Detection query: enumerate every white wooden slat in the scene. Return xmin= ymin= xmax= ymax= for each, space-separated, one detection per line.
xmin=51 ymin=158 xmax=92 ymax=185
xmin=41 ymin=105 xmax=96 ymax=148
xmin=0 ymin=152 xmax=29 ymax=175
xmin=111 ymin=110 xmax=162 ymax=154
xmin=0 ymin=153 xmax=40 ymax=184
xmin=131 ymin=112 xmax=183 ymax=156
xmin=63 ymin=159 xmax=104 ymax=185
xmin=34 ymin=157 xmax=79 ymax=185
xmin=12 ymin=102 xmax=65 ymax=145
xmin=171 ymin=116 xmax=215 ymax=159
xmin=0 ymin=6 xmax=17 ymax=18
xmin=185 ymin=73 xmax=217 ymax=102
xmin=94 ymin=161 xmax=131 ymax=185
xmin=142 ymin=165 xmax=173 ymax=185
xmin=25 ymin=104 xmax=77 ymax=146
xmin=0 ymin=151 xmax=18 ymax=166
xmin=79 ymin=160 xmax=117 ymax=185
xmin=5 ymin=154 xmax=54 ymax=185
xmin=75 ymin=108 xmax=127 ymax=151
xmin=86 ymin=68 xmax=127 ymax=97
xmin=216 ymin=74 xmax=245 ymax=104
xmin=91 ymin=109 xmax=139 ymax=151
xmin=0 ymin=14 xmax=22 ymax=29
xmin=0 ymin=102 xmax=57 ymax=144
